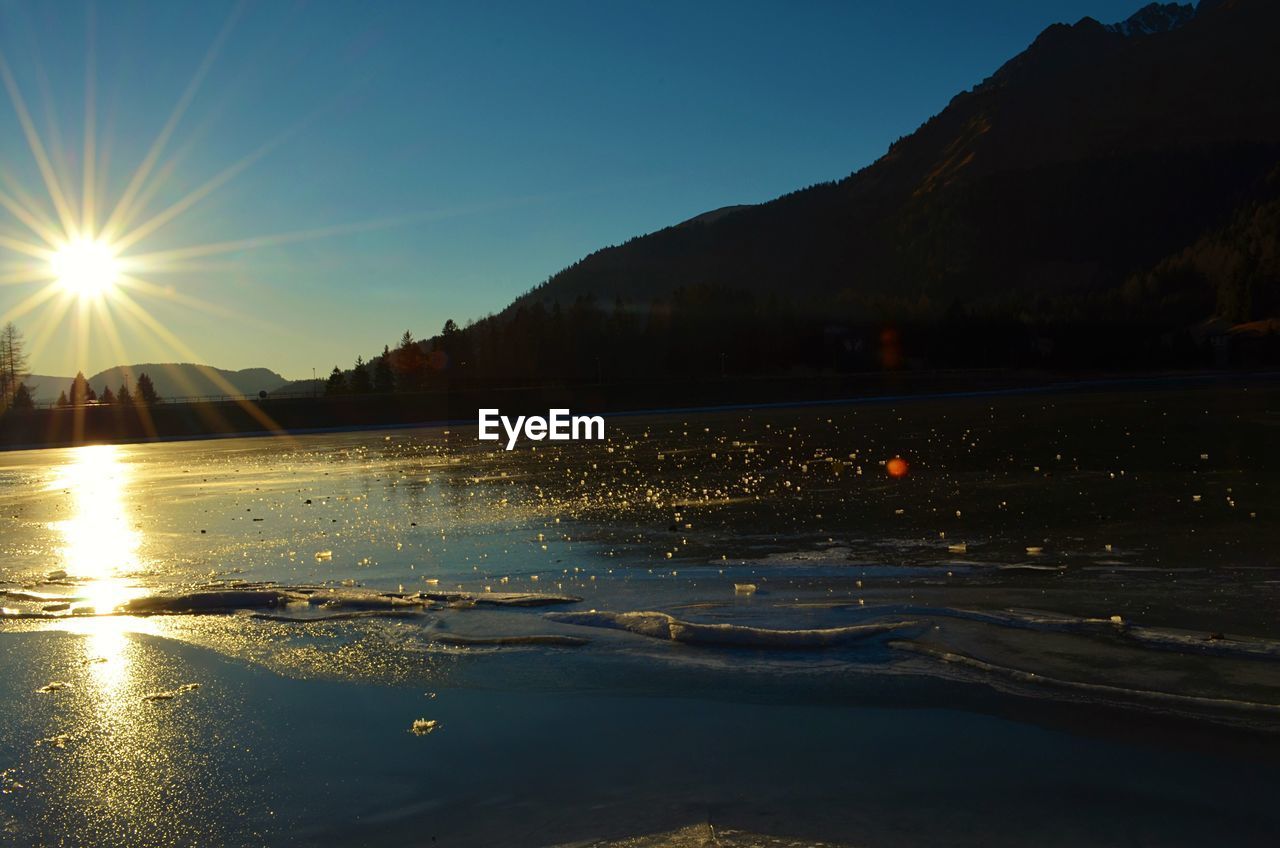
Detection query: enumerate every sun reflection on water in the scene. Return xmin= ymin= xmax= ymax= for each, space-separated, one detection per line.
xmin=47 ymin=444 xmax=146 ymax=614
xmin=45 ymin=445 xmax=155 ymax=688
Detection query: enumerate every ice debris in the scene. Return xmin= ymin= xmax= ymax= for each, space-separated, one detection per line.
xmin=545 ymin=610 xmax=919 ymax=648
xmin=410 ymin=718 xmax=439 ymax=736
xmin=142 ymin=683 xmax=201 ymax=702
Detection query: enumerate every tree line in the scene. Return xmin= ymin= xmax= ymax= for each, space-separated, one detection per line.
xmin=53 ymin=371 xmax=159 ymax=408
xmin=0 ymin=321 xmax=162 ymax=414
xmin=322 ymin=278 xmax=1272 ymax=400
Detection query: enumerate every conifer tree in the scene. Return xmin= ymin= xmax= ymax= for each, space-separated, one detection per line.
xmin=349 ymin=356 xmax=372 ymax=394
xmin=324 ymin=366 xmax=346 ymax=396
xmin=70 ymin=372 xmax=92 ymax=405
xmin=373 ymin=346 xmax=394 ymax=393
xmin=135 ymin=373 xmax=159 ymax=405
xmin=10 ymin=382 xmax=32 ymax=410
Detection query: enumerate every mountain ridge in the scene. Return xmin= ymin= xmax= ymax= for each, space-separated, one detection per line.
xmin=25 ymin=363 xmax=289 ymax=404
xmin=497 ymin=0 xmax=1279 ymax=328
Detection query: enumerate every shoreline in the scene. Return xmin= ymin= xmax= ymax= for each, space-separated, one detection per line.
xmin=2 ymin=368 xmax=1275 ymax=453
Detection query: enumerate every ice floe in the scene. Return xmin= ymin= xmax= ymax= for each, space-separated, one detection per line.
xmin=551 ymin=823 xmax=852 ymax=847
xmin=545 ymin=610 xmax=919 ymax=648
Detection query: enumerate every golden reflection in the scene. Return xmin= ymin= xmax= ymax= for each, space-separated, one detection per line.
xmin=48 ymin=444 xmax=144 ymax=614
xmin=45 ymin=445 xmax=157 ymax=698
xmin=63 ymin=614 xmax=136 ymax=691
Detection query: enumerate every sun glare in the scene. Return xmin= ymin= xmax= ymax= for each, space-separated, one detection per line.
xmin=0 ymin=7 xmax=382 ymax=413
xmin=50 ymin=238 xmax=121 ymax=299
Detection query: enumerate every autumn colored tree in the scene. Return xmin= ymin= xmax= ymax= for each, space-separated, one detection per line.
xmin=391 ymin=330 xmax=426 ymax=392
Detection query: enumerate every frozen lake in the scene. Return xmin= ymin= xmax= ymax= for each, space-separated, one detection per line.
xmin=2 ymin=384 xmax=1279 ymax=845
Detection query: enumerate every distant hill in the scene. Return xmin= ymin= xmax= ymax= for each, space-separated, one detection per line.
xmin=26 ymin=364 xmax=289 ymax=404
xmin=505 ymin=0 xmax=1280 ymax=328
xmin=269 ymin=378 xmax=323 ymax=397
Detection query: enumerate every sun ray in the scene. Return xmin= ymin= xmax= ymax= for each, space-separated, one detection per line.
xmin=109 ymin=288 xmax=293 ymax=440
xmin=0 ymin=268 xmax=53 ymax=287
xmin=27 ymin=28 xmax=76 ymax=229
xmin=89 ymin=303 xmax=159 ymax=438
xmin=0 ymin=49 xmax=80 ymax=240
xmin=24 ymin=291 xmax=74 ymax=361
xmin=0 ymin=232 xmax=54 ymax=261
xmin=99 ymin=306 xmax=204 ymax=404
xmin=110 ymin=126 xmax=298 ymax=253
xmin=91 ymin=301 xmax=133 ymax=374
xmin=0 ymin=1 xmax=392 ymax=422
xmin=122 ymin=216 xmax=413 ymax=268
xmin=103 ymin=304 xmax=233 ymax=434
xmin=70 ymin=294 xmax=93 ymax=440
xmin=99 ymin=2 xmax=244 ymax=243
xmin=82 ymin=1 xmax=98 ymax=238
xmin=0 ymin=176 xmax=66 ymax=247
xmin=115 ymin=273 xmax=251 ymax=324
xmin=0 ymin=283 xmax=60 ymax=325
xmin=122 ymin=260 xmax=262 ymax=274
xmin=121 ymin=271 xmax=313 ymax=344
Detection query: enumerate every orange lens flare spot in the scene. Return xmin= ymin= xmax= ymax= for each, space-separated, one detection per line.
xmin=886 ymin=457 xmax=909 ymax=478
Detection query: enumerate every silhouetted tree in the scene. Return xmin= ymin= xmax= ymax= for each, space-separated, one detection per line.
xmin=56 ymin=389 xmax=69 ymax=407
xmin=9 ymin=382 xmax=33 ymax=411
xmin=324 ymin=366 xmax=346 ymax=396
xmin=373 ymin=346 xmax=394 ymax=393
xmin=0 ymin=322 xmax=28 ymax=403
xmin=70 ymin=372 xmax=93 ymax=405
xmin=392 ymin=330 xmax=426 ymax=392
xmin=99 ymin=385 xmax=116 ymax=405
xmin=117 ymin=383 xmax=132 ymax=405
xmin=135 ymin=372 xmax=159 ymax=405
xmin=349 ymin=356 xmax=372 ymax=394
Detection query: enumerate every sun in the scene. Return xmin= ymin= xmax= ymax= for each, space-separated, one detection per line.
xmin=50 ymin=237 xmax=121 ymax=299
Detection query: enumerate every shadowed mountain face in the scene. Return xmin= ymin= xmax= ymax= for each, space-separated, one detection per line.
xmin=26 ymin=364 xmax=288 ymax=404
xmin=509 ymin=0 xmax=1280 ymax=326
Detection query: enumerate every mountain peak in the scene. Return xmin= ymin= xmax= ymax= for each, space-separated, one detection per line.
xmin=503 ymin=0 xmax=1280 ymax=334
xmin=1105 ymin=2 xmax=1197 ymax=37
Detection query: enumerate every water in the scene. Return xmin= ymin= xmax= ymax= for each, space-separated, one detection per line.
xmin=2 ymin=384 xmax=1279 ymax=846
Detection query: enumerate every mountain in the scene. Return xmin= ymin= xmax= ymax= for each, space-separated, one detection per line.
xmin=1105 ymin=1 xmax=1197 ymax=35
xmin=504 ymin=0 xmax=1280 ymax=334
xmin=25 ymin=364 xmax=289 ymax=404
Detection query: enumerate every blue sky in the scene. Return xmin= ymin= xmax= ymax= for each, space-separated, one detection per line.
xmin=0 ymin=0 xmax=1147 ymax=379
